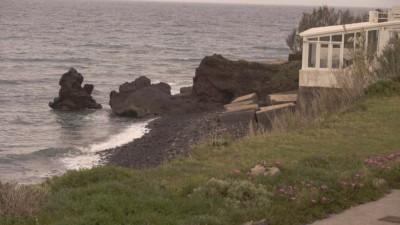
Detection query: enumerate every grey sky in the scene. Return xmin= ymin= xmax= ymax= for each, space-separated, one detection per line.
xmin=141 ymin=0 xmax=399 ymax=8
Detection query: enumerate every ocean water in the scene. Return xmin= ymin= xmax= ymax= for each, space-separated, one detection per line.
xmin=0 ymin=0 xmax=308 ymax=183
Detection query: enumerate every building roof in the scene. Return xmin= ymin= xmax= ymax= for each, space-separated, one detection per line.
xmin=299 ymin=20 xmax=400 ymax=37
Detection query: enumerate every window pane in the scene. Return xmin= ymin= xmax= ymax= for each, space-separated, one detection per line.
xmin=332 ymin=35 xmax=343 ymax=42
xmin=368 ymin=30 xmax=379 ymax=54
xmin=332 ymin=44 xmax=341 ymax=69
xmin=320 ymin=36 xmax=330 ymax=42
xmin=320 ymin=44 xmax=329 ymax=68
xmin=345 ymin=33 xmax=354 ymax=49
xmin=344 ymin=33 xmax=354 ymax=68
xmin=355 ymin=32 xmax=363 ymax=49
xmin=308 ymin=37 xmax=318 ymax=41
xmin=308 ymin=43 xmax=317 ymax=68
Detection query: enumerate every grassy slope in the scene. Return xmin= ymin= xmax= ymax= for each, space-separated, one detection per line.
xmin=6 ymin=94 xmax=400 ymax=225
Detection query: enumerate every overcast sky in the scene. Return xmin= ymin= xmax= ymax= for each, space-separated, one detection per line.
xmin=139 ymin=0 xmax=398 ymax=8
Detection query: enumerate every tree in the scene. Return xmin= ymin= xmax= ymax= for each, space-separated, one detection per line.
xmin=286 ymin=6 xmax=368 ymax=53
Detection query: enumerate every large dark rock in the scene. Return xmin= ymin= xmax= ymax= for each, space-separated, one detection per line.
xmin=110 ymin=76 xmax=181 ymax=117
xmin=192 ymin=54 xmax=300 ymax=104
xmin=49 ymin=68 xmax=102 ymax=111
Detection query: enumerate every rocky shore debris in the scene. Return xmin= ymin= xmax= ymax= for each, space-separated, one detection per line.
xmin=219 ymin=93 xmax=259 ymax=124
xmin=104 ymin=112 xmax=249 ymax=168
xmin=256 ymin=103 xmax=296 ymax=127
xmin=192 ymin=54 xmax=299 ymax=104
xmin=267 ymin=90 xmax=298 ymax=105
xmin=219 ymin=92 xmax=297 ymax=128
xmin=49 ymin=68 xmax=102 ymax=111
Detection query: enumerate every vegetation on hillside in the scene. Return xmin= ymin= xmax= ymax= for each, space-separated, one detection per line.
xmin=2 ymin=82 xmax=400 ymax=225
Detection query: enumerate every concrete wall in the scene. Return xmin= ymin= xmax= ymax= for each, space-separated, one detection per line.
xmin=299 ymin=69 xmax=340 ymax=88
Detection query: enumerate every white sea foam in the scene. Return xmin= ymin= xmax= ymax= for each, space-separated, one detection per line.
xmin=81 ymin=120 xmax=150 ymax=153
xmin=60 ymin=120 xmax=152 ymax=170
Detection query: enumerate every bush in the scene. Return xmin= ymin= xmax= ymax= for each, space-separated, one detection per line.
xmin=377 ymin=39 xmax=400 ymax=78
xmin=0 ymin=182 xmax=48 ymax=218
xmin=365 ymin=78 xmax=400 ymax=96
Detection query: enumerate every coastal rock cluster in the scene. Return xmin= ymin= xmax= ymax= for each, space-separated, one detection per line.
xmin=50 ymin=55 xmax=300 ymax=119
xmin=193 ymin=54 xmax=299 ymax=104
xmin=49 ymin=68 xmax=102 ymax=111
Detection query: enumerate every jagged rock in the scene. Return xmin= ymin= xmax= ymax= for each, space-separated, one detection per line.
xmin=49 ymin=68 xmax=102 ymax=111
xmin=192 ymin=54 xmax=300 ymax=104
xmin=110 ymin=76 xmax=181 ymax=117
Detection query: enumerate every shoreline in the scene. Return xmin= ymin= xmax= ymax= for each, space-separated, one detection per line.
xmin=101 ymin=110 xmax=250 ymax=169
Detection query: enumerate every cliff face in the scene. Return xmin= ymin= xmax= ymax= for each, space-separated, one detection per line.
xmin=192 ymin=54 xmax=300 ymax=104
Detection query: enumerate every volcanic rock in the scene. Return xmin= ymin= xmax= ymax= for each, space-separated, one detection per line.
xmin=192 ymin=54 xmax=299 ymax=104
xmin=49 ymin=68 xmax=102 ymax=111
xmin=110 ymin=76 xmax=182 ymax=117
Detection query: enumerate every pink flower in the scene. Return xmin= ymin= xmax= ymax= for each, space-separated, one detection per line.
xmin=301 ymin=181 xmax=306 ymax=186
xmin=386 ymin=166 xmax=392 ymax=170
xmin=232 ymin=169 xmax=241 ymax=174
xmin=291 ymin=197 xmax=297 ymax=201
xmin=275 ymin=160 xmax=281 ymax=166
xmin=321 ymin=196 xmax=327 ymax=201
xmin=279 ymin=188 xmax=286 ymax=193
xmin=359 ymin=183 xmax=365 ymax=187
xmin=311 ymin=199 xmax=317 ymax=203
xmin=351 ymin=183 xmax=356 ymax=188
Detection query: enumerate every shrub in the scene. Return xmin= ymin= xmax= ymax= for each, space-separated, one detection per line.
xmin=0 ymin=182 xmax=48 ymax=218
xmin=377 ymin=39 xmax=400 ymax=78
xmin=365 ymin=78 xmax=400 ymax=96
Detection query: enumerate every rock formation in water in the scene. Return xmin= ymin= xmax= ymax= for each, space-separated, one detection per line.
xmin=49 ymin=68 xmax=102 ymax=111
xmin=110 ymin=76 xmax=179 ymax=117
xmin=192 ymin=54 xmax=300 ymax=104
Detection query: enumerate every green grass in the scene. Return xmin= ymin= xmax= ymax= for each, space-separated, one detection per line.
xmin=3 ymin=90 xmax=400 ymax=225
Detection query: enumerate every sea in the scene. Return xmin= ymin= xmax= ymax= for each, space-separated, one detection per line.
xmin=0 ymin=0 xmax=329 ymax=183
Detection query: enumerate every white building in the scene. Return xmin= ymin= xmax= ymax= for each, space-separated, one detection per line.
xmin=299 ymin=7 xmax=400 ymax=90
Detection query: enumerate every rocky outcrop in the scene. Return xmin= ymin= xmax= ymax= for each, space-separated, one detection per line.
xmin=49 ymin=68 xmax=102 ymax=111
xmin=192 ymin=54 xmax=300 ymax=104
xmin=110 ymin=76 xmax=190 ymax=117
